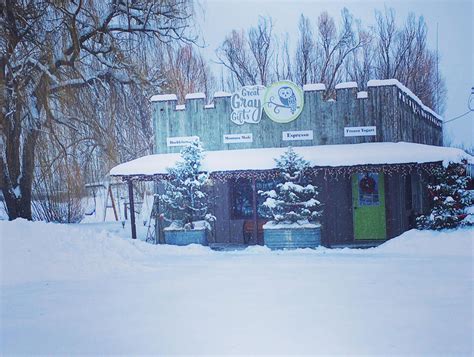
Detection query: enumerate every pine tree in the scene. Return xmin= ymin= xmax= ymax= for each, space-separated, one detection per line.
xmin=260 ymin=147 xmax=322 ymax=224
xmin=160 ymin=141 xmax=215 ymax=230
xmin=416 ymin=162 xmax=473 ymax=230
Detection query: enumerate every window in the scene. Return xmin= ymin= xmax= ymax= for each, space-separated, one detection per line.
xmin=230 ymin=178 xmax=280 ymax=219
xmin=358 ymin=173 xmax=380 ymax=206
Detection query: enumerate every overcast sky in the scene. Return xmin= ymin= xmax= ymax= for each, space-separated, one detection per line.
xmin=196 ymin=0 xmax=473 ymax=148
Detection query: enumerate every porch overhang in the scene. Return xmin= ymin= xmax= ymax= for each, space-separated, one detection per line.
xmin=109 ymin=142 xmax=473 ymax=182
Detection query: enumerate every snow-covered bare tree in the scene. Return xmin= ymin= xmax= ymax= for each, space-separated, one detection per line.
xmin=1 ymin=0 xmax=195 ymax=220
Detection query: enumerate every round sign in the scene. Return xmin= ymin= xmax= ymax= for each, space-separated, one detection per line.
xmin=263 ymin=80 xmax=304 ymax=123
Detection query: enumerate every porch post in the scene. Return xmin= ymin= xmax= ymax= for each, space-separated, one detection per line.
xmin=128 ymin=179 xmax=137 ymax=240
xmin=252 ymin=176 xmax=258 ymax=244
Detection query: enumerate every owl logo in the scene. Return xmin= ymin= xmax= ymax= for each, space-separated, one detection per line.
xmin=278 ymin=86 xmax=297 ymax=114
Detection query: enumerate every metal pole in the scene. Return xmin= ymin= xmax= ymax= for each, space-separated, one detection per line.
xmin=128 ymin=180 xmax=137 ymax=240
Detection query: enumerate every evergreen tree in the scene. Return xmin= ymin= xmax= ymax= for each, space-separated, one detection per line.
xmin=160 ymin=141 xmax=215 ymax=230
xmin=417 ymin=163 xmax=473 ymax=230
xmin=260 ymin=147 xmax=322 ymax=224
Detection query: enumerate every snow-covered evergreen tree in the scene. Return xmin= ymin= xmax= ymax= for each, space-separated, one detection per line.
xmin=259 ymin=147 xmax=322 ymax=224
xmin=160 ymin=140 xmax=215 ymax=230
xmin=417 ymin=162 xmax=473 ymax=230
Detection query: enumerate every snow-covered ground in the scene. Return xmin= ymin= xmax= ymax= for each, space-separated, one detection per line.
xmin=1 ymin=219 xmax=472 ymax=355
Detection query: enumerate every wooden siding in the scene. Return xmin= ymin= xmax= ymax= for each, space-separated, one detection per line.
xmin=155 ymin=171 xmax=431 ymax=246
xmin=153 ymin=84 xmax=442 ymax=154
xmin=384 ymin=173 xmax=429 ymax=239
xmin=319 ymin=174 xmax=354 ymax=246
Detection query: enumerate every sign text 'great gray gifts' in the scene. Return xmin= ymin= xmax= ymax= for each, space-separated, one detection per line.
xmin=230 ymin=85 xmax=266 ymax=125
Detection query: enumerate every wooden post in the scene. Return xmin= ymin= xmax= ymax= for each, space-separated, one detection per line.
xmin=252 ymin=176 xmax=258 ymax=245
xmin=128 ymin=180 xmax=137 ymax=240
xmin=108 ymin=185 xmax=118 ymax=221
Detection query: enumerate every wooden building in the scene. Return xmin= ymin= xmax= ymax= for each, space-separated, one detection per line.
xmin=110 ymin=79 xmax=472 ymax=247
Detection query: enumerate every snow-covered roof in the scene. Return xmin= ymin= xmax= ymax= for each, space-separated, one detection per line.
xmin=213 ymin=91 xmax=232 ymax=98
xmin=110 ymin=142 xmax=473 ymax=177
xmin=303 ymin=83 xmax=326 ymax=91
xmin=367 ymin=79 xmax=442 ymax=120
xmin=335 ymin=81 xmax=358 ymax=90
xmin=185 ymin=92 xmax=206 ymax=100
xmin=150 ymin=94 xmax=177 ymax=102
xmin=357 ymin=91 xmax=368 ymax=99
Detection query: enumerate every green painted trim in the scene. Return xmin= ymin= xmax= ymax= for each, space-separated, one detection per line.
xmin=352 ymin=173 xmax=387 ymax=240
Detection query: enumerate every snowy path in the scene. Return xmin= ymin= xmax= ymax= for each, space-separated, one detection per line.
xmin=1 ymin=220 xmax=472 ymax=355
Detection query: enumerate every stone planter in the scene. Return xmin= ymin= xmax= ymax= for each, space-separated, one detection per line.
xmin=164 ymin=229 xmax=208 ymax=246
xmin=263 ymin=222 xmax=321 ymax=249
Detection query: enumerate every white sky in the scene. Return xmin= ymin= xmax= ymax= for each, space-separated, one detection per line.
xmin=196 ymin=0 xmax=473 ymax=149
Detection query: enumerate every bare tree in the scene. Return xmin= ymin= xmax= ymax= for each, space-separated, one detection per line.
xmin=214 ymin=7 xmax=445 ymax=112
xmin=345 ymin=29 xmax=374 ymax=87
xmin=248 ymin=16 xmax=274 ymax=85
xmin=373 ymin=8 xmax=446 ymax=112
xmin=317 ymin=9 xmax=367 ymax=92
xmin=295 ymin=15 xmax=316 ymax=86
xmin=216 ymin=16 xmax=275 ymax=87
xmin=273 ymin=33 xmax=293 ymax=81
xmin=161 ymin=44 xmax=215 ymax=103
xmin=216 ymin=30 xmax=257 ymax=86
xmin=1 ymin=0 xmax=195 ymax=220
xmin=373 ymin=8 xmax=398 ymax=79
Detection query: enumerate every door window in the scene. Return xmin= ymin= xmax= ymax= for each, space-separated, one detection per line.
xmin=358 ymin=173 xmax=380 ymax=206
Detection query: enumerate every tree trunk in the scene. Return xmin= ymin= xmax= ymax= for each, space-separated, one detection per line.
xmin=1 ymin=114 xmax=38 ymax=221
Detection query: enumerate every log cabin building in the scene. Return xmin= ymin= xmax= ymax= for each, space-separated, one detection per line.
xmin=110 ymin=79 xmax=472 ymax=248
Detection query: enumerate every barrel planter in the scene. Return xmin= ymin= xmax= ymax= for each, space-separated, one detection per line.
xmin=164 ymin=228 xmax=208 ymax=246
xmin=263 ymin=222 xmax=321 ymax=249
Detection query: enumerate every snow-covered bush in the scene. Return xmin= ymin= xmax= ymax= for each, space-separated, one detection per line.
xmin=259 ymin=147 xmax=322 ymax=224
xmin=416 ymin=162 xmax=473 ymax=230
xmin=159 ymin=140 xmax=215 ymax=230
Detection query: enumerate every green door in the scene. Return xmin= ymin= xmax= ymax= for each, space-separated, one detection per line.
xmin=352 ymin=173 xmax=387 ymax=240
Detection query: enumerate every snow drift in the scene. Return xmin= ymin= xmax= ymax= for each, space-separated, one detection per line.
xmin=1 ymin=219 xmax=472 ymax=355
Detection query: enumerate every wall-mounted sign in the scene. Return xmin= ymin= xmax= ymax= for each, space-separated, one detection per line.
xmin=263 ymin=80 xmax=304 ymax=124
xmin=230 ymin=85 xmax=266 ymax=125
xmin=223 ymin=133 xmax=253 ymax=144
xmin=344 ymin=126 xmax=377 ymax=137
xmin=282 ymin=130 xmax=313 ymax=141
xmin=166 ymin=136 xmax=199 ymax=147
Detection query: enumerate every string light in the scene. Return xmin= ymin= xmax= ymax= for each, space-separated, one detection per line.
xmin=118 ymin=161 xmax=446 ymax=183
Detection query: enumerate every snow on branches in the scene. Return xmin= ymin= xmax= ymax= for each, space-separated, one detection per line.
xmin=159 ymin=140 xmax=215 ymax=230
xmin=417 ymin=162 xmax=473 ymax=230
xmin=259 ymin=147 xmax=322 ymax=224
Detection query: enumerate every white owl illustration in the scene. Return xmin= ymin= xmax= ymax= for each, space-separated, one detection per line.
xmin=278 ymin=86 xmax=297 ymax=114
